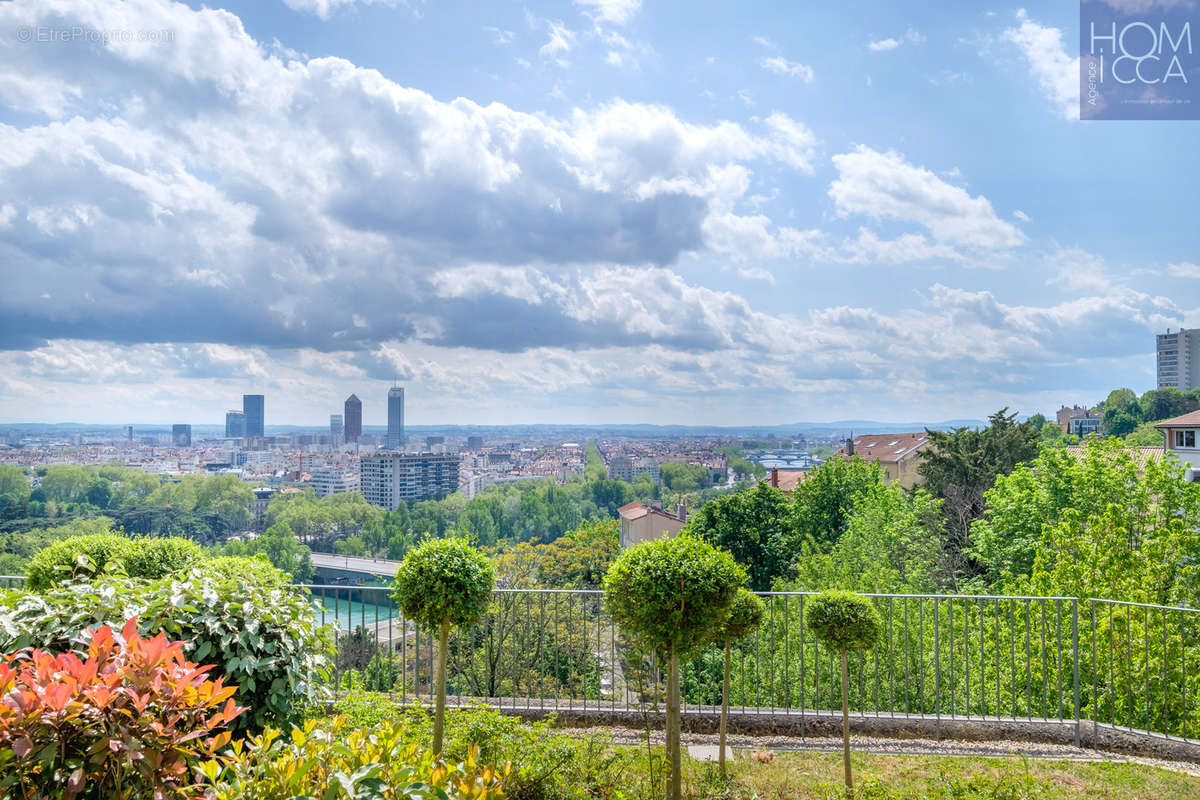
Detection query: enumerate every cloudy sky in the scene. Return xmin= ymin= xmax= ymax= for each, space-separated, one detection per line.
xmin=0 ymin=0 xmax=1196 ymax=427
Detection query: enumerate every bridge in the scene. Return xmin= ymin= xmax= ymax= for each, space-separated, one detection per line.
xmin=310 ymin=553 xmax=402 ymax=581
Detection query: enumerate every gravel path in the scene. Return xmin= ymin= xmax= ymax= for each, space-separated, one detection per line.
xmin=559 ymin=726 xmax=1200 ymax=778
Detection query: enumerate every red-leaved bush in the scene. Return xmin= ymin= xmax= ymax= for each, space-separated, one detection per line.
xmin=0 ymin=617 xmax=245 ymax=800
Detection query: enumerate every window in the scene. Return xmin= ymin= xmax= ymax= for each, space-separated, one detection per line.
xmin=1175 ymin=430 xmax=1197 ymax=449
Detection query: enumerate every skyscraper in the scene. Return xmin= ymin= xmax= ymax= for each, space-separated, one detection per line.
xmin=330 ymin=414 xmax=343 ymax=441
xmin=171 ymin=424 xmax=192 ymax=447
xmin=242 ymin=394 xmax=265 ymax=438
xmin=387 ymin=386 xmax=405 ymax=450
xmin=1158 ymin=328 xmax=1200 ymax=391
xmin=225 ymin=411 xmax=246 ymax=438
xmin=344 ymin=394 xmax=362 ymax=443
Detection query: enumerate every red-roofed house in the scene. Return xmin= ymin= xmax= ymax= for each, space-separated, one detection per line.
xmin=618 ymin=501 xmax=687 ymax=549
xmin=836 ymin=432 xmax=930 ymax=489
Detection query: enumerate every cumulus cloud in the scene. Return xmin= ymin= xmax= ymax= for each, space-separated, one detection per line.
xmin=1003 ymin=9 xmax=1078 ymax=120
xmin=829 ymin=146 xmax=1026 ymax=253
xmin=574 ymin=0 xmax=641 ymax=26
xmin=0 ymin=0 xmax=818 ymax=354
xmin=868 ymin=28 xmax=924 ymax=52
xmin=282 ymin=0 xmax=401 ymax=19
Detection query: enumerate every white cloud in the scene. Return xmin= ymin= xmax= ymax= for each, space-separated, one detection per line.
xmin=539 ymin=20 xmax=578 ymax=60
xmin=829 ymin=146 xmax=1026 ymax=252
xmin=1003 ymin=9 xmax=1078 ymax=120
xmin=574 ymin=0 xmax=641 ymax=26
xmin=1013 ymin=209 xmax=1031 ymax=222
xmin=760 ymin=56 xmax=815 ymax=82
xmin=282 ymin=0 xmax=400 ymax=20
xmin=485 ymin=26 xmax=515 ymax=44
xmin=868 ymin=28 xmax=924 ymax=52
xmin=752 ymin=36 xmax=776 ymax=49
xmin=1168 ymin=262 xmax=1200 ymax=278
xmin=736 ymin=266 xmax=776 ymax=284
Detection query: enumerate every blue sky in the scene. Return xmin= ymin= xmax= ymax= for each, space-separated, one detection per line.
xmin=0 ymin=0 xmax=1196 ymax=426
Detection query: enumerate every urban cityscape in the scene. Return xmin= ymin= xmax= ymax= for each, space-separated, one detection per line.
xmin=1 ymin=0 xmax=1199 ymax=797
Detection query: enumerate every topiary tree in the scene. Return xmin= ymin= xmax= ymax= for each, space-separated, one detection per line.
xmin=806 ymin=590 xmax=881 ymax=795
xmin=717 ymin=588 xmax=764 ymax=777
xmin=391 ymin=537 xmax=494 ymax=754
xmin=603 ymin=535 xmax=746 ymax=800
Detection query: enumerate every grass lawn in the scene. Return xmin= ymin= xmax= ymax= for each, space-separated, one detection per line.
xmin=723 ymin=750 xmax=1200 ymax=799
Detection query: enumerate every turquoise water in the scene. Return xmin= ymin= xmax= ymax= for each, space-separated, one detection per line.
xmin=314 ymin=592 xmax=398 ymax=630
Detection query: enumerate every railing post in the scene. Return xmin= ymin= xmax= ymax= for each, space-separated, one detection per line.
xmin=1072 ymin=598 xmax=1080 ymax=748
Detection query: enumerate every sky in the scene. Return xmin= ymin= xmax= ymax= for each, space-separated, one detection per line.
xmin=0 ymin=0 xmax=1196 ymax=427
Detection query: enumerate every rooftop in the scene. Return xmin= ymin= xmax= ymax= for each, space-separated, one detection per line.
xmin=838 ymin=431 xmax=929 ymax=463
xmin=1154 ymin=410 xmax=1200 ymax=428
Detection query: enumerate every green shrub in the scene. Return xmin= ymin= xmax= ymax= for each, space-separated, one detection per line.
xmin=199 ymin=715 xmax=508 ymax=800
xmin=119 ymin=536 xmax=202 ymax=580
xmin=24 ymin=533 xmax=133 ymax=590
xmin=24 ymin=533 xmax=203 ymax=591
xmin=392 ymin=537 xmax=495 ymax=754
xmin=0 ymin=561 xmax=333 ymax=731
xmin=806 ymin=589 xmax=882 ymax=652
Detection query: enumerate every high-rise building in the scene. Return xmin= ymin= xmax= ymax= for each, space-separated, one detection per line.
xmin=330 ymin=414 xmax=343 ymax=441
xmin=225 ymin=411 xmax=246 ymax=438
xmin=466 ymin=435 xmax=484 ymax=450
xmin=387 ymin=386 xmax=405 ymax=450
xmin=344 ymin=394 xmax=362 ymax=442
xmin=126 ymin=425 xmax=133 ymax=441
xmin=311 ymin=466 xmax=360 ymax=498
xmin=171 ymin=424 xmax=192 ymax=447
xmin=1158 ymin=328 xmax=1200 ymax=391
xmin=360 ymin=452 xmax=460 ymax=510
xmin=242 ymin=394 xmax=265 ymax=438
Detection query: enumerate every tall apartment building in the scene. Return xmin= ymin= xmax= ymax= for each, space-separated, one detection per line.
xmin=1158 ymin=328 xmax=1200 ymax=391
xmin=224 ymin=410 xmax=246 ymax=438
xmin=360 ymin=452 xmax=460 ymax=510
xmin=387 ymin=386 xmax=405 ymax=450
xmin=343 ymin=394 xmax=362 ymax=442
xmin=329 ymin=414 xmax=343 ymax=443
xmin=310 ymin=467 xmax=360 ymax=498
xmin=171 ymin=424 xmax=192 ymax=447
xmin=242 ymin=394 xmax=265 ymax=437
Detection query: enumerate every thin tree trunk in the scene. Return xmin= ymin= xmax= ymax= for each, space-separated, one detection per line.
xmin=667 ymin=648 xmax=681 ymax=800
xmin=434 ymin=619 xmax=449 ymax=756
xmin=720 ymin=638 xmax=731 ymax=777
xmin=841 ymin=647 xmax=852 ymax=796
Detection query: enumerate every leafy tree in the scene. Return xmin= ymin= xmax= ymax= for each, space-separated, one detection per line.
xmin=1026 ymin=413 xmax=1047 ymax=431
xmin=791 ymin=484 xmax=947 ymax=593
xmin=1100 ymin=388 xmax=1142 ymax=436
xmin=806 ymin=590 xmax=881 ymax=796
xmin=972 ymin=438 xmax=1200 ymax=604
xmin=0 ymin=466 xmax=30 ymax=521
xmin=195 ymin=474 xmax=254 ymax=533
xmin=392 ymin=538 xmax=494 ymax=754
xmin=791 ymin=457 xmax=882 ymax=548
xmin=684 ymin=481 xmax=793 ymax=591
xmin=717 ymin=588 xmax=763 ymax=777
xmin=1140 ymin=387 xmax=1198 ymax=422
xmin=224 ymin=522 xmax=313 ymax=583
xmin=917 ymin=409 xmax=1039 ymax=582
xmin=1125 ymin=420 xmax=1166 ymax=447
xmin=39 ymin=465 xmax=97 ymax=504
xmin=603 ymin=535 xmax=745 ymax=800
xmin=85 ymin=478 xmax=112 ymax=509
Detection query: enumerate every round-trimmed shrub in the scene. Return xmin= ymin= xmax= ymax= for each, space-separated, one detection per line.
xmin=392 ymin=538 xmax=495 ymax=633
xmin=25 ymin=533 xmax=134 ymax=591
xmin=392 ymin=537 xmax=495 ymax=754
xmin=603 ymin=535 xmax=746 ymax=800
xmin=723 ymin=587 xmax=765 ymax=642
xmin=603 ymin=535 xmax=746 ymax=659
xmin=806 ymin=589 xmax=882 ymax=652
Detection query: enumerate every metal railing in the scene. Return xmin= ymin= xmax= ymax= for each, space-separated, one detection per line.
xmin=303 ymin=585 xmax=1199 ymax=748
xmin=3 ymin=575 xmax=1197 ymax=748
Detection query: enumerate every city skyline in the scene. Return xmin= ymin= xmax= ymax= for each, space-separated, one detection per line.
xmin=0 ymin=1 xmax=1196 ymax=426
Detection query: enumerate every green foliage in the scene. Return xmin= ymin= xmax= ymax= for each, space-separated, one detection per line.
xmin=0 ymin=561 xmax=334 ymax=732
xmin=199 ymin=715 xmax=508 ymax=800
xmin=805 ymin=590 xmax=881 ymax=653
xmin=0 ymin=618 xmax=243 ymax=800
xmin=685 ymin=482 xmax=794 ymax=591
xmin=603 ymin=535 xmax=746 ymax=658
xmin=791 ymin=456 xmax=883 ymax=547
xmin=392 ymin=538 xmax=495 ymax=632
xmin=658 ymin=462 xmax=713 ymax=493
xmin=118 ymin=536 xmax=202 ymax=580
xmin=791 ymin=485 xmax=947 ymax=594
xmin=223 ymin=521 xmax=313 ymax=583
xmin=722 ymin=588 xmax=764 ymax=642
xmin=918 ymin=409 xmax=1040 ymax=580
xmin=25 ymin=532 xmax=134 ymax=591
